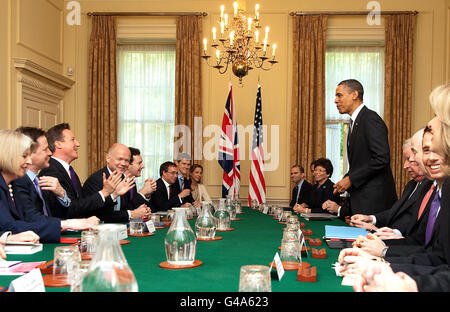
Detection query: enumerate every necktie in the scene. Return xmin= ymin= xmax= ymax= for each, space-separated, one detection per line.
xmin=129 ymin=187 xmax=134 ymax=201
xmin=179 ymin=176 xmax=184 ymax=190
xmin=425 ymin=191 xmax=440 ymax=245
xmin=33 ymin=177 xmax=49 ymax=216
xmin=169 ymin=184 xmax=174 ymax=199
xmin=417 ymin=184 xmax=435 ymax=220
xmin=347 ymin=119 xmax=353 ymax=150
xmin=292 ymin=185 xmax=298 ymax=204
xmin=69 ymin=166 xmax=80 ymax=195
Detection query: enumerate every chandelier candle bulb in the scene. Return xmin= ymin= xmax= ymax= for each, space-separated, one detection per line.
xmin=220 ymin=20 xmax=225 ymax=35
xmin=230 ymin=31 xmax=235 ymax=46
xmin=224 ymin=13 xmax=228 ymax=26
xmin=216 ymin=49 xmax=220 ymax=63
xmin=255 ymin=30 xmax=259 ymax=43
xmin=248 ymin=18 xmax=252 ymax=31
xmin=265 ymin=26 xmax=269 ymax=41
xmin=203 ymin=38 xmax=207 ymax=53
xmin=220 ymin=5 xmax=224 ymax=19
xmin=272 ymin=44 xmax=276 ymax=57
xmin=263 ymin=38 xmax=267 ymax=52
xmin=233 ymin=2 xmax=238 ymax=16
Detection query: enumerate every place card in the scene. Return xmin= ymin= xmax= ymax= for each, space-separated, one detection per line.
xmin=270 ymin=252 xmax=285 ymax=281
xmin=145 ymin=220 xmax=156 ymax=233
xmin=8 ymin=268 xmax=45 ymax=292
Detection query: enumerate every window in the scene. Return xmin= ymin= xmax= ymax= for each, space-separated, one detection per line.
xmin=117 ymin=44 xmax=176 ymax=186
xmin=325 ymin=46 xmax=385 ymax=183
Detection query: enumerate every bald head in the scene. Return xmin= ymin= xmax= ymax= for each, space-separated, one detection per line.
xmin=106 ymin=143 xmax=131 ymax=174
xmin=410 ymin=128 xmax=428 ymax=179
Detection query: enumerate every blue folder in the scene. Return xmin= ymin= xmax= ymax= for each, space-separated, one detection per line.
xmin=324 ymin=225 xmax=368 ymax=240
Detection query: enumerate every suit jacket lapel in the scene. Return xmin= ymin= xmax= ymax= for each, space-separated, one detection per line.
xmin=50 ymin=158 xmax=75 ymax=194
xmin=347 ymin=106 xmax=367 ymax=162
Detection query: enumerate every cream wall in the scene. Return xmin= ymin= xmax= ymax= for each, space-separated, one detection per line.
xmin=1 ymin=0 xmax=449 ymax=204
xmin=0 ymin=0 xmax=68 ymax=129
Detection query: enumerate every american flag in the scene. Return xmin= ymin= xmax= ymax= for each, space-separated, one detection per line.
xmin=248 ymin=85 xmax=266 ymax=205
xmin=218 ymin=84 xmax=240 ymax=198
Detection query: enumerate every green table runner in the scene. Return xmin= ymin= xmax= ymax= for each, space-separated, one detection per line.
xmin=0 ymin=207 xmax=353 ymax=292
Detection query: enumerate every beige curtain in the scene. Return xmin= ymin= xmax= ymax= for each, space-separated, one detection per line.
xmin=175 ymin=16 xmax=202 ymax=164
xmin=87 ymin=16 xmax=118 ymax=174
xmin=384 ymin=14 xmax=416 ymax=197
xmin=291 ymin=15 xmax=328 ymax=183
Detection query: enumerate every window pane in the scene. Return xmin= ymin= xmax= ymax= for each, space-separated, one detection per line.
xmin=117 ymin=44 xmax=176 ymax=186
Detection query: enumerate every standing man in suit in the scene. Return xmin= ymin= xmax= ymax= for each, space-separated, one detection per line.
xmin=289 ymin=165 xmax=313 ymax=209
xmin=39 ymin=123 xmax=120 ymax=219
xmin=126 ymin=147 xmax=157 ymax=204
xmin=333 ymin=79 xmax=397 ymax=217
xmin=11 ymin=127 xmax=99 ymax=242
xmin=151 ymin=161 xmax=192 ymax=212
xmin=83 ymin=143 xmax=151 ymax=223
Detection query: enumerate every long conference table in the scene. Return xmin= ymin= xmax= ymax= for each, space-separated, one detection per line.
xmin=0 ymin=207 xmax=353 ymax=293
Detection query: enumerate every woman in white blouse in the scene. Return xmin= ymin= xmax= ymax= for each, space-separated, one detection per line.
xmin=189 ymin=164 xmax=212 ymax=204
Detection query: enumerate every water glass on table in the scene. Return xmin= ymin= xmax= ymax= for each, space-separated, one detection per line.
xmin=239 ymin=265 xmax=271 ymax=292
xmin=129 ymin=218 xmax=144 ymax=235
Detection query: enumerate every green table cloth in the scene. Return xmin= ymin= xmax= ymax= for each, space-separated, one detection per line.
xmin=0 ymin=207 xmax=353 ymax=292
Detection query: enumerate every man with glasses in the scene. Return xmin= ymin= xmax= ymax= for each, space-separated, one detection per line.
xmin=150 ymin=161 xmax=192 ymax=212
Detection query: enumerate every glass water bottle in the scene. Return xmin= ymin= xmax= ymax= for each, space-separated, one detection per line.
xmin=226 ymin=195 xmax=237 ymax=219
xmin=81 ymin=224 xmax=138 ymax=292
xmin=214 ymin=198 xmax=231 ymax=230
xmin=164 ymin=207 xmax=197 ymax=265
xmin=195 ymin=202 xmax=216 ymax=239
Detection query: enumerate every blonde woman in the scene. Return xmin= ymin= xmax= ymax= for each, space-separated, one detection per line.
xmin=0 ymin=129 xmax=40 ymax=244
xmin=189 ymin=164 xmax=212 ymax=204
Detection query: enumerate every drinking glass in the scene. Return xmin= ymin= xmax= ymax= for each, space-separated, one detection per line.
xmin=53 ymin=246 xmax=80 ymax=283
xmin=129 ymin=218 xmax=144 ymax=235
xmin=280 ymin=239 xmax=302 ymax=263
xmin=70 ymin=260 xmax=91 ymax=292
xmin=149 ymin=213 xmax=160 ymax=225
xmin=80 ymin=230 xmax=98 ymax=256
xmin=239 ymin=265 xmax=271 ymax=292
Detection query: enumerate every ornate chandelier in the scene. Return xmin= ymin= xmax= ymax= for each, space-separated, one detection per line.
xmin=202 ymin=2 xmax=278 ymax=85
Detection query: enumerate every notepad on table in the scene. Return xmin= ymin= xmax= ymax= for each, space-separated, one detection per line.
xmin=324 ymin=225 xmax=368 ymax=240
xmin=4 ymin=242 xmax=43 ymax=255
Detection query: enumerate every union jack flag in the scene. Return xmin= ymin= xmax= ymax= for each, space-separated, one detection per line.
xmin=248 ymin=85 xmax=266 ymax=205
xmin=218 ymin=84 xmax=240 ymax=199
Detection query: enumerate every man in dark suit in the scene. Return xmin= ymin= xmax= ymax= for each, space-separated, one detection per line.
xmin=174 ymin=153 xmax=196 ymax=206
xmin=39 ymin=123 xmax=119 ymax=219
xmin=83 ymin=143 xmax=151 ymax=223
xmin=355 ymin=129 xmax=449 ymax=274
xmin=150 ymin=161 xmax=192 ymax=212
xmin=289 ymin=164 xmax=313 ymax=209
xmin=349 ymin=131 xmax=431 ymax=237
xmin=126 ymin=147 xmax=156 ymax=204
xmin=333 ymin=79 xmax=397 ymax=217
xmin=11 ymin=127 xmax=99 ymax=242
